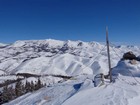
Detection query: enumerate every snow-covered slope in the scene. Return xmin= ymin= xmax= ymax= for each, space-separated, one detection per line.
xmin=4 ymin=60 xmax=140 ymax=105
xmin=1 ymin=39 xmax=139 ymax=76
xmin=1 ymin=39 xmax=140 ymax=105
xmin=0 ymin=43 xmax=8 ymax=47
xmin=4 ymin=74 xmax=140 ymax=105
xmin=113 ymin=60 xmax=140 ymax=77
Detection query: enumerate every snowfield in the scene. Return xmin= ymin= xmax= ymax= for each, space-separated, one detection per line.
xmin=3 ymin=74 xmax=140 ymax=105
xmin=1 ymin=39 xmax=140 ymax=105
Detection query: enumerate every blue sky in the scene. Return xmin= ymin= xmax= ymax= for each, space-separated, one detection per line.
xmin=0 ymin=0 xmax=140 ymax=45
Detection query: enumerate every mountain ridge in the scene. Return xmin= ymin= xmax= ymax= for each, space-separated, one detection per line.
xmin=0 ymin=39 xmax=140 ymax=76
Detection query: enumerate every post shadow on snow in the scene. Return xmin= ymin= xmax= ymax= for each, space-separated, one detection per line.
xmin=73 ymin=83 xmax=83 ymax=90
xmin=73 ymin=79 xmax=95 ymax=90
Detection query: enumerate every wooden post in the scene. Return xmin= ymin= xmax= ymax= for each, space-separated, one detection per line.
xmin=106 ymin=26 xmax=112 ymax=82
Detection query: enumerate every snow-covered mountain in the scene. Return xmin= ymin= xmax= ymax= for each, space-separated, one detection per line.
xmin=0 ymin=43 xmax=8 ymax=47
xmin=1 ymin=39 xmax=139 ymax=76
xmin=1 ymin=39 xmax=140 ymax=105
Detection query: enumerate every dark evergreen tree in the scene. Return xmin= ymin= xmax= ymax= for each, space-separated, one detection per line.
xmin=0 ymin=77 xmax=45 ymax=104
xmin=37 ymin=78 xmax=42 ymax=88
xmin=0 ymin=91 xmax=2 ymax=104
xmin=30 ymin=81 xmax=35 ymax=92
xmin=2 ymin=85 xmax=9 ymax=103
xmin=35 ymin=78 xmax=42 ymax=90
xmin=15 ymin=80 xmax=23 ymax=97
xmin=1 ymin=84 xmax=15 ymax=103
xmin=8 ymin=86 xmax=16 ymax=100
xmin=25 ymin=80 xmax=31 ymax=93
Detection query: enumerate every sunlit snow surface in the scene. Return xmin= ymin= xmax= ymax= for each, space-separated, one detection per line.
xmin=1 ymin=39 xmax=140 ymax=105
xmin=4 ymin=74 xmax=140 ymax=105
xmin=1 ymin=39 xmax=139 ymax=76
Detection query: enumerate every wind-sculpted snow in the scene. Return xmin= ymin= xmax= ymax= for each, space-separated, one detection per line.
xmin=0 ymin=39 xmax=140 ymax=76
xmin=113 ymin=60 xmax=140 ymax=77
xmin=4 ymin=75 xmax=140 ymax=105
xmin=62 ymin=75 xmax=140 ymax=105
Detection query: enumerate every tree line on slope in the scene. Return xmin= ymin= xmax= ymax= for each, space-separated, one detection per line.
xmin=0 ymin=78 xmax=45 ymax=104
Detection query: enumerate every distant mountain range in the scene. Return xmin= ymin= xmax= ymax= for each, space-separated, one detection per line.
xmin=0 ymin=39 xmax=140 ymax=76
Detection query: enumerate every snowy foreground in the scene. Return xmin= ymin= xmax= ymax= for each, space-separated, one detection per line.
xmin=4 ymin=74 xmax=140 ymax=105
xmin=1 ymin=39 xmax=140 ymax=105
